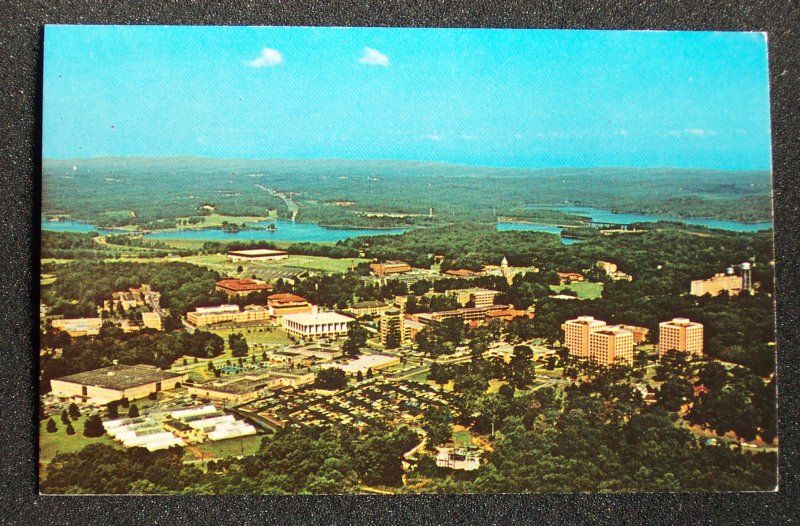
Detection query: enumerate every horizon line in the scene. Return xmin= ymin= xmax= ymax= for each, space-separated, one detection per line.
xmin=41 ymin=155 xmax=773 ymax=173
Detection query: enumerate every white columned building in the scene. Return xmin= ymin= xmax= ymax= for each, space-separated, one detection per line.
xmin=281 ymin=312 xmax=355 ymax=339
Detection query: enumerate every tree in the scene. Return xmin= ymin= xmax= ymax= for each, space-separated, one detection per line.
xmin=508 ymin=345 xmax=536 ymax=389
xmin=65 ymin=422 xmax=75 ymax=435
xmin=128 ymin=404 xmax=140 ymax=418
xmin=83 ymin=414 xmax=105 ymax=437
xmin=506 ymin=317 xmax=536 ymax=343
xmin=228 ymin=333 xmax=249 ymax=358
xmin=315 ymin=368 xmax=348 ymax=390
xmin=356 ymin=370 xmax=364 ymax=382
xmin=366 ymin=368 xmax=374 ymax=379
xmin=422 ymin=406 xmax=452 ymax=449
xmin=342 ymin=322 xmax=368 ymax=357
xmin=68 ymin=402 xmax=80 ymax=420
xmin=60 ymin=409 xmax=70 ymax=425
xmin=46 ymin=418 xmax=57 ymax=433
xmin=107 ymin=401 xmax=119 ymax=419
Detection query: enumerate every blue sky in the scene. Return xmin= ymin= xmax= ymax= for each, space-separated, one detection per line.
xmin=43 ymin=26 xmax=772 ymax=170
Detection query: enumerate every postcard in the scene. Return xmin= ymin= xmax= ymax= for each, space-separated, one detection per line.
xmin=39 ymin=25 xmax=776 ymax=494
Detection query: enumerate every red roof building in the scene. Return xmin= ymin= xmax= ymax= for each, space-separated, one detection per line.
xmin=215 ymin=279 xmax=272 ymax=298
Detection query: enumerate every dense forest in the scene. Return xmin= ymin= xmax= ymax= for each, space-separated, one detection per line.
xmin=43 ymin=158 xmax=773 ymax=228
xmin=40 ymin=261 xmax=225 ymax=318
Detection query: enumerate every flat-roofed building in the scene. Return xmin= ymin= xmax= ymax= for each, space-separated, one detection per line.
xmin=141 ymin=311 xmax=163 ymax=331
xmin=51 ymin=365 xmax=186 ymax=405
xmin=268 ymin=350 xmax=306 ymax=365
xmin=588 ymin=325 xmax=635 ymax=366
xmin=416 ymin=304 xmax=513 ymax=326
xmin=267 ymin=293 xmax=315 ymax=318
xmin=51 ymin=317 xmax=103 ymax=337
xmin=187 ymin=304 xmax=270 ymax=327
xmin=445 ymin=288 xmax=500 ymax=308
xmin=690 ymin=273 xmax=743 ymax=297
xmin=403 ymin=316 xmax=425 ymax=341
xmin=485 ymin=308 xmax=534 ymax=323
xmin=380 ymin=309 xmax=404 ymax=347
xmin=215 ymin=278 xmax=272 ymax=298
xmin=188 ymin=368 xmax=315 ymax=403
xmin=320 ymin=354 xmax=400 ymax=375
xmin=347 ymin=300 xmax=391 ymax=317
xmin=617 ymin=324 xmax=649 ymax=344
xmin=281 ymin=311 xmax=355 ymax=339
xmin=370 ymin=260 xmax=412 ymax=277
xmin=562 ymin=316 xmax=607 ymax=359
xmin=557 ymin=272 xmax=585 ymax=284
xmin=436 ymin=447 xmax=482 ymax=471
xmin=227 ymin=248 xmax=289 ymax=261
xmin=659 ymin=318 xmax=704 ymax=358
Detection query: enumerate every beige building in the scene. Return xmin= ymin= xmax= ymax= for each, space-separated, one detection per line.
xmin=596 ymin=261 xmax=632 ymax=281
xmin=187 ymin=305 xmax=270 ymax=327
xmin=51 ymin=317 xmax=103 ymax=337
xmin=141 ymin=311 xmax=163 ymax=331
xmin=267 ymin=293 xmax=316 ymax=318
xmin=617 ymin=324 xmax=649 ymax=344
xmin=562 ymin=316 xmax=607 ymax=358
xmin=690 ymin=273 xmax=743 ymax=297
xmin=370 ymin=261 xmax=412 ymax=277
xmin=188 ymin=369 xmax=315 ymax=404
xmin=281 ymin=311 xmax=355 ymax=339
xmin=588 ymin=325 xmax=635 ymax=366
xmin=51 ymin=365 xmax=186 ymax=405
xmin=347 ymin=300 xmax=391 ymax=317
xmin=659 ymin=318 xmax=704 ymax=357
xmin=380 ymin=309 xmax=405 ymax=347
xmin=445 ymin=288 xmax=500 ymax=308
xmin=226 ymin=248 xmax=289 ymax=261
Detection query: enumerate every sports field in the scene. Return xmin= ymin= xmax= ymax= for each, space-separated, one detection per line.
xmin=549 ymin=281 xmax=604 ymax=299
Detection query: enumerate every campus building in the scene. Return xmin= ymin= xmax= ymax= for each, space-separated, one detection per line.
xmin=659 ymin=318 xmax=704 ymax=358
xmin=281 ymin=311 xmax=355 ymax=339
xmin=562 ymin=316 xmax=607 ymax=359
xmin=596 ymin=261 xmax=633 ymax=281
xmin=617 ymin=324 xmax=649 ymax=344
xmin=557 ymin=272 xmax=585 ymax=284
xmin=379 ymin=309 xmax=405 ymax=347
xmin=50 ymin=365 xmax=186 ymax=405
xmin=320 ymin=354 xmax=401 ymax=375
xmin=588 ymin=325 xmax=635 ymax=366
xmin=267 ymin=293 xmax=316 ymax=318
xmin=445 ymin=288 xmax=500 ymax=308
xmin=188 ymin=368 xmax=315 ymax=403
xmin=51 ymin=317 xmax=103 ymax=337
xmin=690 ymin=272 xmax=743 ymax=297
xmin=347 ymin=300 xmax=392 ymax=317
xmin=186 ymin=305 xmax=270 ymax=327
xmin=226 ymin=248 xmax=289 ymax=261
xmin=215 ymin=278 xmax=272 ymax=298
xmin=415 ymin=304 xmax=513 ymax=326
xmin=436 ymin=447 xmax=483 ymax=471
xmin=370 ymin=260 xmax=412 ymax=277
xmin=141 ymin=311 xmax=163 ymax=331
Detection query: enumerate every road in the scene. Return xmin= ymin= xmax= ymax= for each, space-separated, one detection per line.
xmin=255 ymin=184 xmax=298 ymax=221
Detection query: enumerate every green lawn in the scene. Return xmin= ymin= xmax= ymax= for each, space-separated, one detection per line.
xmin=550 ymin=281 xmax=604 ymax=299
xmin=39 ymin=414 xmax=119 ymax=464
xmin=453 ymin=429 xmax=473 ymax=448
xmin=180 ymin=253 xmax=366 ymax=276
xmin=188 ymin=434 xmax=264 ymax=461
xmin=210 ymin=326 xmax=294 ymax=349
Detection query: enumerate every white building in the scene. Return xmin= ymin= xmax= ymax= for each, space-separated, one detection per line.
xmin=281 ymin=311 xmax=355 ymax=339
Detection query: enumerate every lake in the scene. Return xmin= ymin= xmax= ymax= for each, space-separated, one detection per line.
xmin=42 ymin=219 xmax=409 ymax=243
xmin=530 ymin=205 xmax=773 ymax=232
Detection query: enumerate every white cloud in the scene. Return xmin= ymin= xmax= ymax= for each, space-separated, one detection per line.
xmin=359 ymin=47 xmax=390 ymax=66
xmin=248 ymin=48 xmax=284 ymax=67
xmin=421 ymin=133 xmax=445 ymax=141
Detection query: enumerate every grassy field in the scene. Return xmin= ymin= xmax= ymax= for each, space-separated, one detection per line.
xmin=187 ymin=434 xmax=264 ymax=461
xmin=180 ymin=253 xmax=366 ymax=275
xmin=210 ymin=326 xmax=293 ymax=347
xmin=550 ymin=281 xmax=604 ymax=299
xmin=453 ymin=429 xmax=474 ymax=448
xmin=39 ymin=414 xmax=120 ymax=463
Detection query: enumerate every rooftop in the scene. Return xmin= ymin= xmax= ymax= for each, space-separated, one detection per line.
xmin=350 ymin=300 xmax=389 ymax=309
xmin=55 ymin=365 xmax=184 ymax=391
xmin=282 ymin=311 xmax=355 ymax=324
xmin=216 ymin=278 xmax=271 ymax=291
xmin=268 ymin=293 xmax=308 ymax=304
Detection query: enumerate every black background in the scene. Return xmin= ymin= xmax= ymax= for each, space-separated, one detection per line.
xmin=1 ymin=1 xmax=797 ymax=524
